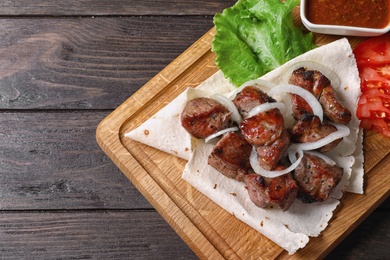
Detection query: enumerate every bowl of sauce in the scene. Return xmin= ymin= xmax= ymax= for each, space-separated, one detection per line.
xmin=300 ymin=0 xmax=390 ymax=36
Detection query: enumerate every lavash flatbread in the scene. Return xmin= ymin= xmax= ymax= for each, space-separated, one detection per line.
xmin=125 ymin=71 xmax=236 ymax=161
xmin=126 ymin=38 xmax=363 ymax=254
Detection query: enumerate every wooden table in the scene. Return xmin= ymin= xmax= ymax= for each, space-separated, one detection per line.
xmin=0 ymin=1 xmax=388 ymax=259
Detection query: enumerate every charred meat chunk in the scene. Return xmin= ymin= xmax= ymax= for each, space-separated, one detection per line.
xmin=256 ymin=129 xmax=290 ymax=170
xmin=240 ymin=108 xmax=284 ymax=146
xmin=319 ymin=85 xmax=352 ymax=124
xmin=288 ymin=67 xmax=328 ymax=119
xmin=289 ymin=93 xmax=314 ymax=119
xmin=244 ymin=169 xmax=298 ymax=211
xmin=289 ymin=67 xmax=329 ymax=98
xmin=289 ymin=114 xmax=342 ymax=152
xmin=234 ymin=86 xmax=290 ymax=169
xmin=181 ymin=97 xmax=231 ymax=139
xmin=288 ymin=67 xmax=352 ymax=124
xmin=233 ymin=86 xmax=276 ymax=118
xmin=293 ymin=153 xmax=343 ymax=203
xmin=208 ymin=132 xmax=252 ymax=181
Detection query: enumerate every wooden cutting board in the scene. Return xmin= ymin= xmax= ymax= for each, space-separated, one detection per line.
xmin=96 ymin=25 xmax=390 ymax=259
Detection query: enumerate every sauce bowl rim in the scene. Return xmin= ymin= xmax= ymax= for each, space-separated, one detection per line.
xmin=300 ymin=0 xmax=390 ymax=36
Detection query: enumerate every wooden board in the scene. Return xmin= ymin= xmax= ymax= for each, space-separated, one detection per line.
xmin=96 ymin=26 xmax=390 ymax=259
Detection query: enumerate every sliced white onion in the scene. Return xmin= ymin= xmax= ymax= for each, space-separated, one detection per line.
xmin=304 ymin=151 xmax=336 ymax=166
xmin=281 ymin=60 xmax=341 ymax=88
xmin=205 ymin=127 xmax=239 ymax=143
xmin=288 ymin=149 xmax=299 ymax=163
xmin=268 ymin=84 xmax=324 ymax=121
xmin=288 ymin=123 xmax=350 ymax=151
xmin=246 ymin=102 xmax=287 ymax=119
xmin=250 ymin=147 xmax=304 ymax=178
xmin=211 ymin=94 xmax=242 ymax=123
xmin=288 ymin=149 xmax=335 ymax=167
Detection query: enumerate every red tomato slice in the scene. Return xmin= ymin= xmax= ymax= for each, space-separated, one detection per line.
xmin=354 ymin=34 xmax=390 ymax=67
xmin=377 ymin=64 xmax=390 ymax=79
xmin=359 ymin=66 xmax=390 ymax=92
xmin=357 ymin=89 xmax=390 ymax=118
xmin=354 ymin=34 xmax=390 ymax=137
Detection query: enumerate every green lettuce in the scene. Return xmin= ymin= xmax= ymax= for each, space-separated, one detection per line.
xmin=212 ymin=0 xmax=317 ymax=86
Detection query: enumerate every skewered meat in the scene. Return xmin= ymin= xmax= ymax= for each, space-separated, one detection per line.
xmin=181 ymin=97 xmax=231 ymax=139
xmin=239 ymin=108 xmax=284 ymax=146
xmin=288 ymin=67 xmax=352 ymax=124
xmin=233 ymin=86 xmax=276 ymax=118
xmin=289 ymin=114 xmax=342 ymax=152
xmin=293 ymin=153 xmax=343 ymax=203
xmin=208 ymin=132 xmax=252 ymax=181
xmin=244 ymin=168 xmax=298 ymax=211
xmin=256 ymin=129 xmax=290 ymax=170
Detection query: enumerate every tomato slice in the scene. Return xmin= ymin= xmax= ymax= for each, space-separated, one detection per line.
xmin=377 ymin=64 xmax=390 ymax=80
xmin=354 ymin=34 xmax=390 ymax=137
xmin=354 ymin=34 xmax=390 ymax=67
xmin=359 ymin=66 xmax=390 ymax=92
xmin=357 ymin=89 xmax=390 ymax=118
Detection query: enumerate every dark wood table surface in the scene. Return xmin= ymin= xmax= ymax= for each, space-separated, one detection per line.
xmin=0 ymin=1 xmax=388 ymax=259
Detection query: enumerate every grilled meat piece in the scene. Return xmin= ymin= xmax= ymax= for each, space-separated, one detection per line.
xmin=293 ymin=153 xmax=343 ymax=203
xmin=256 ymin=129 xmax=290 ymax=170
xmin=181 ymin=97 xmax=231 ymax=139
xmin=319 ymin=85 xmax=352 ymax=124
xmin=234 ymin=86 xmax=289 ymax=168
xmin=208 ymin=132 xmax=252 ymax=181
xmin=244 ymin=169 xmax=298 ymax=211
xmin=289 ymin=114 xmax=342 ymax=152
xmin=288 ymin=67 xmax=327 ymax=119
xmin=289 ymin=67 xmax=329 ymax=98
xmin=288 ymin=67 xmax=352 ymax=124
xmin=289 ymin=93 xmax=314 ymax=119
xmin=240 ymin=108 xmax=284 ymax=146
xmin=233 ymin=86 xmax=276 ymax=118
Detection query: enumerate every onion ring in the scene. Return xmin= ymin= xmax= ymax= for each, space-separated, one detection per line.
xmin=211 ymin=94 xmax=242 ymax=123
xmin=250 ymin=147 xmax=304 ymax=178
xmin=246 ymin=102 xmax=287 ymax=119
xmin=268 ymin=84 xmax=324 ymax=121
xmin=288 ymin=123 xmax=350 ymax=151
xmin=205 ymin=127 xmax=239 ymax=143
xmin=288 ymin=149 xmax=335 ymax=166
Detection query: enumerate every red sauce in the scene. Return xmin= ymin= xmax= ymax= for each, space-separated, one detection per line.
xmin=306 ymin=0 xmax=390 ymax=29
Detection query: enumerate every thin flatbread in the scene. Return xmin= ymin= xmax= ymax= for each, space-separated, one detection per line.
xmin=126 ymin=38 xmax=363 ymax=254
xmin=125 ymin=71 xmax=236 ymax=160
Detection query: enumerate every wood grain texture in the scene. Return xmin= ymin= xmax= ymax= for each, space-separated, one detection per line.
xmin=0 ymin=17 xmax=213 ymax=109
xmin=97 ymin=28 xmax=390 ymax=258
xmin=0 ymin=211 xmax=197 ymax=259
xmin=0 ymin=111 xmax=150 ymax=210
xmin=0 ymin=0 xmax=388 ymax=258
xmin=0 ymin=0 xmax=236 ymax=16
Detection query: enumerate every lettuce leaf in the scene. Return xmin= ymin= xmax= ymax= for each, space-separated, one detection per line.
xmin=212 ymin=0 xmax=317 ymax=86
